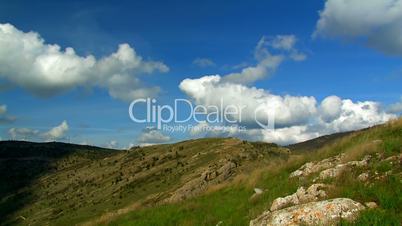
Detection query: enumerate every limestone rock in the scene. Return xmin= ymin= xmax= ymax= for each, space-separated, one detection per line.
xmin=167 ymin=161 xmax=237 ymax=203
xmin=357 ymin=172 xmax=369 ymax=182
xmin=346 ymin=155 xmax=371 ymax=167
xmin=316 ymin=155 xmax=372 ymax=181
xmin=318 ymin=164 xmax=347 ymax=180
xmin=383 ymin=153 xmax=402 ymax=165
xmin=251 ymin=198 xmax=365 ymax=226
xmin=216 ymin=161 xmax=236 ymax=181
xmin=254 ymin=188 xmax=263 ymax=194
xmin=365 ymin=202 xmax=378 ymax=209
xmin=297 ymin=183 xmax=327 ymax=203
xmin=250 ymin=188 xmax=264 ymax=200
xmin=289 ymin=154 xmax=344 ymax=178
xmin=270 ymin=184 xmax=327 ymax=211
xmin=270 ymin=193 xmax=299 ymax=211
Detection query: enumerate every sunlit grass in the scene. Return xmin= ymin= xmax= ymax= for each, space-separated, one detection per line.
xmin=107 ymin=118 xmax=402 ymax=226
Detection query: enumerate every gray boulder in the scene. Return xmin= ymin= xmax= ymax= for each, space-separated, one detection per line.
xmin=290 ymin=154 xmax=344 ymax=178
xmin=251 ymin=198 xmax=365 ymax=226
xmin=270 ymin=184 xmax=327 ymax=211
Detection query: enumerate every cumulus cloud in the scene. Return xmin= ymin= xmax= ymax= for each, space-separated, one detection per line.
xmin=221 ymin=35 xmax=306 ymax=85
xmin=8 ymin=120 xmax=69 ymax=141
xmin=0 ymin=23 xmax=169 ymax=101
xmin=42 ymin=120 xmax=69 ymax=140
xmin=314 ymin=0 xmax=402 ymax=55
xmin=137 ymin=127 xmax=171 ymax=146
xmin=180 ymin=77 xmax=395 ymax=144
xmin=320 ymin=95 xmax=342 ymax=122
xmin=180 ymin=75 xmax=318 ymax=128
xmin=160 ymin=58 xmax=400 ymax=145
xmin=193 ymin=58 xmax=215 ymax=67
xmin=179 ymin=36 xmax=395 ymax=144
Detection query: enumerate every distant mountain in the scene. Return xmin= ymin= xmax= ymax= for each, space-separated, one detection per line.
xmin=0 ymin=141 xmax=115 ymax=158
xmin=287 ymin=131 xmax=354 ymax=152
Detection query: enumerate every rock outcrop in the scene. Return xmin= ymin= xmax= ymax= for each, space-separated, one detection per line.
xmin=317 ymin=164 xmax=348 ymax=180
xmin=270 ymin=184 xmax=327 ymax=211
xmin=252 ymin=153 xmax=381 ymax=226
xmin=290 ymin=154 xmax=373 ymax=180
xmin=316 ymin=155 xmax=371 ymax=181
xmin=357 ymin=172 xmax=369 ymax=182
xmin=251 ymin=198 xmax=365 ymax=226
xmin=167 ymin=161 xmax=237 ymax=202
xmin=289 ymin=154 xmax=344 ymax=178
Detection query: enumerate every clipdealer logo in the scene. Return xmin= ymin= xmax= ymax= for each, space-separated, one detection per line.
xmin=128 ymin=98 xmax=275 ymax=131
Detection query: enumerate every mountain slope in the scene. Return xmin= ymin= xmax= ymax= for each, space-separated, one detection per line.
xmin=1 ymin=119 xmax=401 ymax=226
xmin=0 ymin=138 xmax=289 ymax=226
xmin=107 ymin=119 xmax=402 ymax=226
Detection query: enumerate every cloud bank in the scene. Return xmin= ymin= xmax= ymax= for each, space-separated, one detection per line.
xmin=180 ymin=75 xmax=395 ymax=144
xmin=9 ymin=120 xmax=69 ymax=141
xmin=0 ymin=23 xmax=169 ymax=101
xmin=179 ymin=36 xmax=396 ymax=145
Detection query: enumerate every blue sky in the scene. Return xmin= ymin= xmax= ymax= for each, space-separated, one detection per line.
xmin=0 ymin=0 xmax=401 ymax=147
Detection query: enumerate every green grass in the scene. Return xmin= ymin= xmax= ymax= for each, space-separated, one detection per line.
xmin=108 ymin=119 xmax=402 ymax=226
xmin=340 ymin=209 xmax=400 ymax=226
xmin=109 ymin=187 xmax=251 ymax=226
xmin=2 ymin=119 xmax=402 ymax=226
xmin=107 ymin=170 xmax=300 ymax=226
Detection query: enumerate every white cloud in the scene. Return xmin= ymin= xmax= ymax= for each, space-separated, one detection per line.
xmin=189 ymin=122 xmax=318 ymax=145
xmin=137 ymin=127 xmax=171 ymax=145
xmin=107 ymin=140 xmax=118 ymax=149
xmin=193 ymin=58 xmax=215 ymax=67
xmin=314 ymin=0 xmax=402 ymax=55
xmin=320 ymin=95 xmax=342 ymax=122
xmin=9 ymin=127 xmax=40 ymax=140
xmin=189 ymin=121 xmax=210 ymax=136
xmin=9 ymin=120 xmax=69 ymax=141
xmin=43 ymin=120 xmax=69 ymax=140
xmin=0 ymin=23 xmax=169 ymax=101
xmin=0 ymin=104 xmax=16 ymax=124
xmin=322 ymin=99 xmax=393 ymax=132
xmin=180 ymin=75 xmax=318 ymax=128
xmin=388 ymin=97 xmax=402 ymax=113
xmin=221 ymin=35 xmax=306 ymax=85
xmin=179 ymin=34 xmax=395 ymax=144
xmin=180 ymin=74 xmax=395 ymax=145
xmin=268 ymin=35 xmax=297 ymax=51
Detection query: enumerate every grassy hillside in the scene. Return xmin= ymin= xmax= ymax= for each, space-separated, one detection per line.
xmin=107 ymin=119 xmax=402 ymax=226
xmin=0 ymin=138 xmax=289 ymax=226
xmin=0 ymin=142 xmax=116 ymax=225
xmin=1 ymin=119 xmax=401 ymax=226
